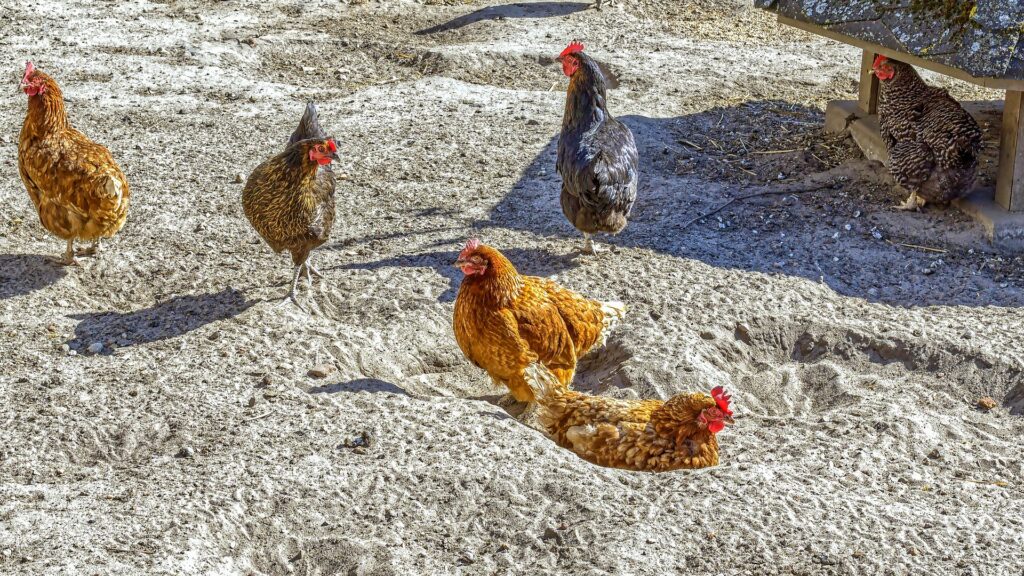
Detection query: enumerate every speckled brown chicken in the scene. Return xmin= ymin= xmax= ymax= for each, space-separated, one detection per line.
xmin=18 ymin=62 xmax=130 ymax=265
xmin=453 ymin=239 xmax=625 ymax=402
xmin=526 ymin=365 xmax=734 ymax=471
xmin=873 ymin=56 xmax=982 ymax=210
xmin=242 ymin=103 xmax=338 ymax=308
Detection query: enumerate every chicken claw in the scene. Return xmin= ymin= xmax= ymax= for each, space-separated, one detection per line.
xmin=75 ymin=240 xmax=100 ymax=257
xmin=61 ymin=239 xmax=80 ymax=266
xmin=894 ymin=192 xmax=926 ymax=211
xmin=581 ymin=233 xmax=604 ymax=255
xmin=303 ymin=260 xmax=324 ymax=279
xmin=278 ymin=265 xmax=307 ymax=312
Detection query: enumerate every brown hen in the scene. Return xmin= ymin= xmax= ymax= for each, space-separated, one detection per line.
xmin=242 ymin=103 xmax=338 ymax=309
xmin=526 ymin=364 xmax=734 ymax=472
xmin=452 ymin=239 xmax=625 ymax=402
xmin=18 ymin=62 xmax=130 ymax=265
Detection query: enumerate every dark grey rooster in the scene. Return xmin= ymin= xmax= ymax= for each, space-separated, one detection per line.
xmin=872 ymin=55 xmax=982 ymax=210
xmin=555 ymin=41 xmax=638 ymax=254
xmin=242 ymin=103 xmax=338 ymax=309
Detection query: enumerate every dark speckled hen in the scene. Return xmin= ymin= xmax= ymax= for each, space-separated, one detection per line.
xmin=242 ymin=103 xmax=338 ymax=308
xmin=556 ymin=41 xmax=638 ymax=254
xmin=873 ymin=56 xmax=982 ymax=210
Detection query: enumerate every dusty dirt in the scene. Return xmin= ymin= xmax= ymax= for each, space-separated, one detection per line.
xmin=2 ymin=0 xmax=1023 ymax=574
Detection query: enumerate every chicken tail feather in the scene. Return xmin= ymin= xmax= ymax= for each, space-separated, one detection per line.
xmin=597 ymin=300 xmax=626 ymax=346
xmin=288 ymin=102 xmax=327 ymax=145
xmin=524 ymin=363 xmax=563 ymax=403
xmin=102 ymin=174 xmax=125 ymax=207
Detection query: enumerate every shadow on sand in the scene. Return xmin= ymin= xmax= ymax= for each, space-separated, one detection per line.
xmin=415 ymin=2 xmax=590 ymax=35
xmin=309 ymin=378 xmax=410 ymax=396
xmin=339 ymin=246 xmax=580 ymax=303
xmin=475 ymin=100 xmax=1019 ymax=308
xmin=0 ymin=253 xmax=67 ymax=299
xmin=67 ymin=287 xmax=253 ymax=349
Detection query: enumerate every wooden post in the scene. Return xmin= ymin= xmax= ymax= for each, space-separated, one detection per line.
xmin=996 ymin=90 xmax=1024 ymax=212
xmin=858 ymin=49 xmax=879 ymax=115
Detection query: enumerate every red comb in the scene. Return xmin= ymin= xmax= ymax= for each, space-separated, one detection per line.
xmin=872 ymin=54 xmax=888 ymax=68
xmin=711 ymin=386 xmax=732 ymax=416
xmin=559 ymin=41 xmax=585 ymax=59
xmin=460 ymin=238 xmax=481 ymax=257
xmin=327 ymin=139 xmax=337 ymax=153
xmin=22 ymin=61 xmax=35 ymax=83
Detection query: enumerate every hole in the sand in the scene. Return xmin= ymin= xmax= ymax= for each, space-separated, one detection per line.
xmin=308 ymin=379 xmax=409 ymax=396
xmin=574 ymin=339 xmax=634 ymax=394
xmin=716 ymin=316 xmax=1023 ymax=419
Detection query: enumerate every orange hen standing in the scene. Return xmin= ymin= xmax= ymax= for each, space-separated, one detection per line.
xmin=18 ymin=62 xmax=131 ymax=265
xmin=526 ymin=365 xmax=734 ymax=471
xmin=452 ymin=239 xmax=625 ymax=402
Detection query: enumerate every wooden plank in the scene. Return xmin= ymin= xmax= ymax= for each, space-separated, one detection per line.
xmin=858 ymin=49 xmax=879 ymax=114
xmin=778 ymin=16 xmax=1024 ymax=92
xmin=996 ymin=90 xmax=1024 ymax=212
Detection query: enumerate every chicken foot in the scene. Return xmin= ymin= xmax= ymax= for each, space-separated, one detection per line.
xmin=278 ymin=264 xmax=307 ymax=312
xmin=895 ymin=191 xmax=926 ymax=211
xmin=582 ymin=233 xmax=604 ymax=255
xmin=61 ymin=239 xmax=79 ymax=266
xmin=302 ymin=259 xmax=324 ymax=280
xmin=75 ymin=239 xmax=100 ymax=257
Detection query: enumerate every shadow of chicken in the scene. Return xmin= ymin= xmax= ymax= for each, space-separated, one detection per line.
xmin=556 ymin=41 xmax=638 ymax=254
xmin=242 ymin=103 xmax=338 ymax=309
xmin=526 ymin=364 xmax=734 ymax=471
xmin=17 ymin=62 xmax=130 ymax=265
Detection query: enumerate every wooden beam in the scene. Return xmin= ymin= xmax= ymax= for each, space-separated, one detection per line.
xmin=996 ymin=90 xmax=1024 ymax=212
xmin=778 ymin=16 xmax=1024 ymax=92
xmin=858 ymin=49 xmax=879 ymax=115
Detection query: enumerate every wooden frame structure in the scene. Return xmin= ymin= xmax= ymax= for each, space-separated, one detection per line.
xmin=774 ymin=14 xmax=1024 ymax=213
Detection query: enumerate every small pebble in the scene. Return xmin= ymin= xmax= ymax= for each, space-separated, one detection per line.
xmin=234 ymin=173 xmax=245 ymax=184
xmin=87 ymin=342 xmax=104 ymax=354
xmin=977 ymin=396 xmax=997 ymax=411
xmin=308 ymin=364 xmax=336 ymax=379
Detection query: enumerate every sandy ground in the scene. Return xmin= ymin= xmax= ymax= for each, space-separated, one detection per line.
xmin=1 ymin=0 xmax=1023 ymax=574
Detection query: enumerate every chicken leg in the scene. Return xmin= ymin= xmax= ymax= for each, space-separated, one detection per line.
xmin=303 ymin=259 xmax=324 ymax=279
xmin=582 ymin=233 xmax=604 ymax=255
xmin=62 ymin=239 xmax=79 ymax=266
xmin=278 ymin=264 xmax=307 ymax=312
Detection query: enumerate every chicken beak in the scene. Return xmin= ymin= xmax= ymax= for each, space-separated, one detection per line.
xmin=453 ymin=258 xmax=467 ymax=268
xmin=868 ymin=69 xmax=876 ymax=76
xmin=328 ymin=152 xmax=340 ymax=161
xmin=724 ymin=415 xmax=735 ymax=425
